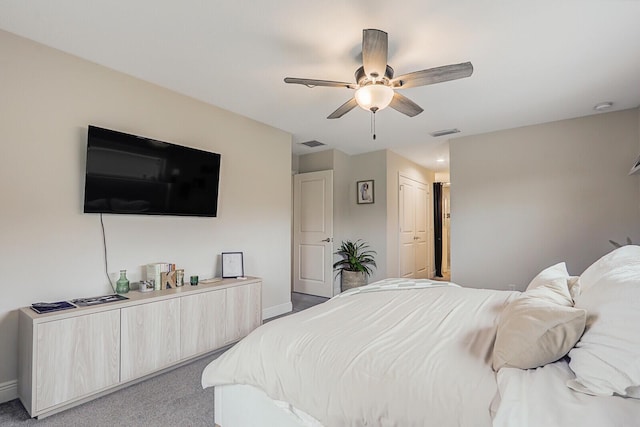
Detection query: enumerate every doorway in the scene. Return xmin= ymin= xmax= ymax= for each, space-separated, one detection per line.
xmin=442 ymin=184 xmax=451 ymax=279
xmin=398 ymin=175 xmax=430 ymax=279
xmin=434 ymin=182 xmax=451 ymax=281
xmin=292 ymin=170 xmax=334 ymax=297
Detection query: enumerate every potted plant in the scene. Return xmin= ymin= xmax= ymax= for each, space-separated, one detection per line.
xmin=333 ymin=239 xmax=377 ymax=291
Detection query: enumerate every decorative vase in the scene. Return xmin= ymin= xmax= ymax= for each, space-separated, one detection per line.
xmin=116 ymin=270 xmax=130 ymax=294
xmin=341 ymin=270 xmax=367 ymax=292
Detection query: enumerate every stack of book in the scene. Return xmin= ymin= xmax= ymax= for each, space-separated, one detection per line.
xmin=146 ymin=262 xmax=176 ymax=290
xmin=31 ymin=301 xmax=76 ymax=314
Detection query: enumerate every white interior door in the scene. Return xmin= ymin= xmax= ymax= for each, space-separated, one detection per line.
xmin=399 ymin=182 xmax=416 ymax=277
xmin=399 ymin=175 xmax=430 ymax=279
xmin=293 ymin=170 xmax=334 ymax=297
xmin=414 ymin=182 xmax=428 ymax=277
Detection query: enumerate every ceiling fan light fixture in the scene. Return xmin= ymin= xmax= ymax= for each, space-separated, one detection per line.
xmin=355 ymin=84 xmax=394 ymax=112
xmin=284 ymin=29 xmax=472 ymax=122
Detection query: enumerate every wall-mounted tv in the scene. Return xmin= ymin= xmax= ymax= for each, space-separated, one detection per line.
xmin=83 ymin=125 xmax=221 ymax=217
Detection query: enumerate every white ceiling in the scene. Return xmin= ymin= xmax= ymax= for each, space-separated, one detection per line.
xmin=2 ymin=1 xmax=640 ymax=171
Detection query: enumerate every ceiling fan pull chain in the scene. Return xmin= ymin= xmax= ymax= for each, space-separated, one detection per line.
xmin=372 ymin=111 xmax=377 ymax=140
xmin=370 ymin=111 xmax=373 ymax=138
xmin=370 ymin=110 xmax=376 ymax=141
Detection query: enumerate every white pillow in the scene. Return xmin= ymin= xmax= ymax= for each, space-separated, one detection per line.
xmin=578 ymin=244 xmax=640 ymax=294
xmin=567 ymin=245 xmax=640 ymax=398
xmin=525 ymin=262 xmax=573 ymax=306
xmin=567 ymin=276 xmax=581 ymax=300
xmin=493 ymin=295 xmax=586 ymax=371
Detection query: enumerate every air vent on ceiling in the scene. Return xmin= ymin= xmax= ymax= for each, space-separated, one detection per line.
xmin=299 ymin=140 xmax=326 ymax=148
xmin=430 ymin=128 xmax=460 ymax=137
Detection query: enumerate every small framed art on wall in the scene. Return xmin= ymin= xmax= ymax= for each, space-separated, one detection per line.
xmin=357 ymin=180 xmax=374 ymax=204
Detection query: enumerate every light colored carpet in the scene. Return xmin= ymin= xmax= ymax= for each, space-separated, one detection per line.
xmin=0 ymin=292 xmax=327 ymax=426
xmin=0 ymin=351 xmax=223 ymax=427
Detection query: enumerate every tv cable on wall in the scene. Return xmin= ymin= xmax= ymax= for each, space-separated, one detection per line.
xmin=100 ymin=213 xmax=116 ymax=293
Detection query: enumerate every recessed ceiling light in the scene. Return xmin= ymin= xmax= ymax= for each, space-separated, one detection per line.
xmin=593 ymin=102 xmax=613 ymax=111
xmin=436 ymin=158 xmax=446 ymax=163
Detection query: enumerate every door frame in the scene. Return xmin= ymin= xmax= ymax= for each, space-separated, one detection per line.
xmin=292 ymin=170 xmax=334 ymax=297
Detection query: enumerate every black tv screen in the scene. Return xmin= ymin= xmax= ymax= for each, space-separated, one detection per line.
xmin=83 ymin=126 xmax=221 ymax=217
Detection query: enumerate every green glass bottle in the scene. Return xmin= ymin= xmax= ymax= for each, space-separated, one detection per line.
xmin=116 ymin=270 xmax=130 ymax=294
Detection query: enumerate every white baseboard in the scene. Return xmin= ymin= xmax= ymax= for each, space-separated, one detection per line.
xmin=262 ymin=301 xmax=292 ymax=320
xmin=0 ymin=379 xmax=17 ymax=404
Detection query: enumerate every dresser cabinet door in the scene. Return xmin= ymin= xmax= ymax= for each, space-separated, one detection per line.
xmin=180 ymin=290 xmax=227 ymax=358
xmin=121 ymin=299 xmax=180 ymax=381
xmin=225 ymin=281 xmax=262 ymax=343
xmin=36 ymin=310 xmax=120 ymax=411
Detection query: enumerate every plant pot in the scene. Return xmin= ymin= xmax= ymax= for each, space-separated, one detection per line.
xmin=341 ymin=270 xmax=367 ymax=292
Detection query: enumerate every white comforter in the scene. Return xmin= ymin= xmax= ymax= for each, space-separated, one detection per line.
xmin=202 ymin=280 xmax=517 ymax=426
xmin=492 ymin=359 xmax=640 ymax=427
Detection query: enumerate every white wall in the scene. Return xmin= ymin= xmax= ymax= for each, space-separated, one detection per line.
xmin=0 ymin=30 xmax=292 ymax=395
xmin=450 ymin=109 xmax=640 ymax=289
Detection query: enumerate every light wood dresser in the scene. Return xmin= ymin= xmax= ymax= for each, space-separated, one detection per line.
xmin=18 ymin=277 xmax=262 ymax=418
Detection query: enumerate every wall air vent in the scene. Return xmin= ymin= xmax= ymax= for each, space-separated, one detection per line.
xmin=299 ymin=140 xmax=326 ymax=148
xmin=430 ymin=128 xmax=460 ymax=137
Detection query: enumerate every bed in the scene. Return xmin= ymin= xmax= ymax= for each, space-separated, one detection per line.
xmin=202 ymin=246 xmax=640 ymax=426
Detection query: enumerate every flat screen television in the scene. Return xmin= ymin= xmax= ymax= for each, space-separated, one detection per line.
xmin=83 ymin=125 xmax=221 ymax=217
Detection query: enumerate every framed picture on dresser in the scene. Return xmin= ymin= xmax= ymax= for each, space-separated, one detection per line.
xmin=222 ymin=252 xmax=244 ymax=278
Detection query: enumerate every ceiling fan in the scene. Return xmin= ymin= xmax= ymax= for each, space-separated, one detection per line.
xmin=284 ymin=29 xmax=473 ymax=120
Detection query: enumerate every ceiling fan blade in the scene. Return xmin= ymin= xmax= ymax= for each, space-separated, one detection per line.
xmin=391 ymin=62 xmax=473 ymax=89
xmin=284 ymin=77 xmax=355 ymax=89
xmin=327 ymin=98 xmax=358 ymax=119
xmin=389 ymin=92 xmax=423 ymax=117
xmin=362 ymin=29 xmax=388 ymax=80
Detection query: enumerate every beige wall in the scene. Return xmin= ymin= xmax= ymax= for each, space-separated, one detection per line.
xmin=298 ymin=149 xmax=389 ymax=284
xmin=435 ymin=172 xmax=450 ymax=182
xmin=297 ymin=150 xmax=333 ymax=173
xmin=348 ymin=151 xmax=389 ymax=283
xmin=297 ymin=149 xmax=353 ymax=294
xmin=296 ymin=149 xmax=435 ymax=289
xmin=0 ymin=30 xmax=292 ymax=395
xmin=331 ymin=150 xmax=352 ymax=293
xmin=450 ymin=109 xmax=640 ymax=289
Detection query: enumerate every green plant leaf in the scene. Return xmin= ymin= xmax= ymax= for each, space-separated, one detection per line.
xmin=333 ymin=239 xmax=377 ymax=277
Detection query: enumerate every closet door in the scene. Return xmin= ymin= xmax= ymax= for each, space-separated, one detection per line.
xmin=399 ymin=175 xmax=430 ymax=278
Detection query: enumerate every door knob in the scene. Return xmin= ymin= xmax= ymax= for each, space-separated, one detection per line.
xmin=321 ymin=238 xmax=332 ymax=242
